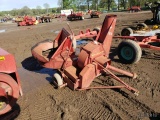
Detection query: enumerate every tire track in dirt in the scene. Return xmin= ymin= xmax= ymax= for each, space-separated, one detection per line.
xmin=92 ymin=79 xmax=158 ymax=120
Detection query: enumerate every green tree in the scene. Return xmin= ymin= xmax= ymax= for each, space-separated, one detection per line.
xmin=43 ymin=3 xmax=50 ymax=14
xmin=19 ymin=6 xmax=33 ymax=16
xmin=36 ymin=5 xmax=42 ymax=15
xmin=58 ymin=0 xmax=76 ymax=9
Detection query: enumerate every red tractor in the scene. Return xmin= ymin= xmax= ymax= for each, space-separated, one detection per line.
xmin=0 ymin=48 xmax=22 ymax=115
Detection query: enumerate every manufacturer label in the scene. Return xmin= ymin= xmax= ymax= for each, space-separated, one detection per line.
xmin=0 ymin=56 xmax=5 ymax=61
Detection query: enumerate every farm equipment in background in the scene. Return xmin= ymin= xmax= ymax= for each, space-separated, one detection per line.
xmin=90 ymin=10 xmax=101 ymax=18
xmin=31 ymin=14 xmax=139 ymax=96
xmin=114 ymin=23 xmax=160 ymax=64
xmin=14 ymin=16 xmax=24 ymax=23
xmin=128 ymin=6 xmax=141 ymax=12
xmin=67 ymin=11 xmax=84 ymax=21
xmin=0 ymin=48 xmax=22 ymax=115
xmin=17 ymin=16 xmax=39 ymax=26
xmin=40 ymin=14 xmax=53 ymax=23
xmin=145 ymin=1 xmax=160 ymax=24
xmin=120 ymin=23 xmax=149 ymax=36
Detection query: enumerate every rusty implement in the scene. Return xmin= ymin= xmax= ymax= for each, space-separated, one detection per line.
xmin=31 ymin=15 xmax=139 ymax=95
xmin=0 ymin=48 xmax=22 ymax=115
xmin=17 ymin=16 xmax=38 ymax=26
xmin=114 ymin=30 xmax=160 ymax=64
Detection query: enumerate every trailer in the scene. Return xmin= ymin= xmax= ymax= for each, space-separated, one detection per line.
xmin=114 ymin=28 xmax=160 ymax=64
xmin=40 ymin=15 xmax=53 ymax=23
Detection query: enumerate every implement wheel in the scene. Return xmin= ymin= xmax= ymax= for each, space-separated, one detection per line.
xmin=93 ymin=27 xmax=101 ymax=40
xmin=121 ymin=27 xmax=133 ymax=36
xmin=136 ymin=23 xmax=148 ymax=30
xmin=53 ymin=72 xmax=63 ymax=87
xmin=117 ymin=40 xmax=142 ymax=64
xmin=0 ymin=73 xmax=19 ymax=115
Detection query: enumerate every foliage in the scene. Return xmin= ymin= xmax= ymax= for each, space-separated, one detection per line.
xmin=0 ymin=0 xmax=155 ymax=17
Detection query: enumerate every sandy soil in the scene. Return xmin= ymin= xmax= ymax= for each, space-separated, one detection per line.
xmin=0 ymin=11 xmax=160 ymax=120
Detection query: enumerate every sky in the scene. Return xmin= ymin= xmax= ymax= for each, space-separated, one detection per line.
xmin=0 ymin=0 xmax=59 ymax=11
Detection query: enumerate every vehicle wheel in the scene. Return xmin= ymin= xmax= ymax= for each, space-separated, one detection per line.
xmin=91 ymin=15 xmax=93 ymax=18
xmin=17 ymin=22 xmax=20 ymax=26
xmin=156 ymin=33 xmax=160 ymax=39
xmin=117 ymin=40 xmax=142 ymax=64
xmin=80 ymin=17 xmax=84 ymax=20
xmin=0 ymin=73 xmax=19 ymax=115
xmin=144 ymin=19 xmax=153 ymax=25
xmin=92 ymin=27 xmax=101 ymax=40
xmin=121 ymin=27 xmax=133 ymax=36
xmin=69 ymin=17 xmax=72 ymax=21
xmin=136 ymin=23 xmax=148 ymax=30
xmin=53 ymin=72 xmax=63 ymax=86
xmin=97 ymin=15 xmax=100 ymax=18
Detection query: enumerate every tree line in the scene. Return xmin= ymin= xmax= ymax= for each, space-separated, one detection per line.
xmin=0 ymin=0 xmax=154 ymax=17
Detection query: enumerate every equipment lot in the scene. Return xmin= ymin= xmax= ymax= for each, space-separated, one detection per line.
xmin=0 ymin=11 xmax=160 ymax=120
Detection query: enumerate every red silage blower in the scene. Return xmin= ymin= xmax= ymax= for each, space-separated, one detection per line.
xmin=31 ymin=15 xmax=139 ymax=95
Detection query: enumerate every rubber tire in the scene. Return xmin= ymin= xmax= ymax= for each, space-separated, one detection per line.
xmin=93 ymin=27 xmax=100 ymax=34
xmin=53 ymin=73 xmax=63 ymax=86
xmin=92 ymin=27 xmax=101 ymax=40
xmin=121 ymin=28 xmax=133 ymax=36
xmin=80 ymin=17 xmax=84 ymax=20
xmin=0 ymin=73 xmax=19 ymax=115
xmin=136 ymin=23 xmax=148 ymax=30
xmin=117 ymin=40 xmax=142 ymax=64
xmin=144 ymin=19 xmax=153 ymax=25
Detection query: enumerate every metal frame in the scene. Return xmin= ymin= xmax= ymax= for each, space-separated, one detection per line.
xmin=32 ymin=14 xmax=139 ymax=95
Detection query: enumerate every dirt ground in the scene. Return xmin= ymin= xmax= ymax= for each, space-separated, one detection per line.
xmin=0 ymin=11 xmax=160 ymax=120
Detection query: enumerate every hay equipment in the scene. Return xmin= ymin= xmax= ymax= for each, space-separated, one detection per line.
xmin=17 ymin=15 xmax=39 ymax=26
xmin=67 ymin=11 xmax=84 ymax=21
xmin=114 ymin=24 xmax=160 ymax=64
xmin=0 ymin=48 xmax=22 ymax=115
xmin=90 ymin=10 xmax=101 ymax=18
xmin=31 ymin=14 xmax=139 ymax=95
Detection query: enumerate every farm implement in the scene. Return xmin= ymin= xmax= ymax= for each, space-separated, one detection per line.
xmin=31 ymin=14 xmax=139 ymax=95
xmin=17 ymin=16 xmax=39 ymax=26
xmin=114 ymin=23 xmax=160 ymax=64
xmin=0 ymin=48 xmax=22 ymax=115
xmin=67 ymin=11 xmax=84 ymax=21
xmin=90 ymin=10 xmax=101 ymax=18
